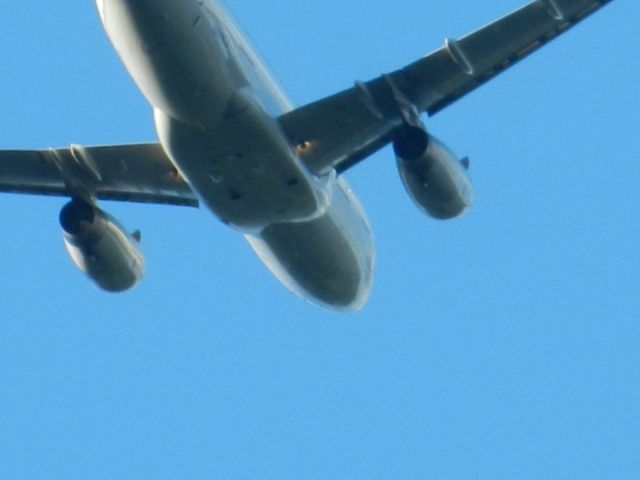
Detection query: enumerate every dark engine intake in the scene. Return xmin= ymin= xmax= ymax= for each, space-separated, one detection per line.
xmin=60 ymin=200 xmax=144 ymax=292
xmin=394 ymin=126 xmax=473 ymax=220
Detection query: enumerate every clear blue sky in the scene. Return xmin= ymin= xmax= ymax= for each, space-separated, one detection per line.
xmin=0 ymin=1 xmax=638 ymax=478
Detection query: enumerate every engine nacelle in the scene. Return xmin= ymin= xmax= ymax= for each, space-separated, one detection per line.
xmin=394 ymin=126 xmax=473 ymax=220
xmin=60 ymin=200 xmax=145 ymax=292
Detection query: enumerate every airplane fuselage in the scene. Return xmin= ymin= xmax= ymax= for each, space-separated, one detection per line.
xmin=0 ymin=0 xmax=614 ymax=307
xmin=98 ymin=0 xmax=375 ymax=310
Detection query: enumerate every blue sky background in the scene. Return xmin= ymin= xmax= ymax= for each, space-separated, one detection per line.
xmin=0 ymin=1 xmax=638 ymax=478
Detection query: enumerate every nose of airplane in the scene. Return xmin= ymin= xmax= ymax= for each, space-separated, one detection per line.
xmin=96 ymin=0 xmax=201 ymax=47
xmin=96 ymin=0 xmax=235 ymax=125
xmin=95 ymin=0 xmax=106 ymax=24
xmin=96 ymin=0 xmax=161 ymax=30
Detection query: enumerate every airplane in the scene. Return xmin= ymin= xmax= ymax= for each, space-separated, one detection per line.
xmin=0 ymin=0 xmax=615 ymax=311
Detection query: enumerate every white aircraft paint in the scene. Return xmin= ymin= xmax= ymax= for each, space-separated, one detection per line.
xmin=99 ymin=0 xmax=376 ymax=310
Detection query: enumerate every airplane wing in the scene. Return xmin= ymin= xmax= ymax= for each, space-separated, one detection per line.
xmin=0 ymin=143 xmax=198 ymax=206
xmin=279 ymin=0 xmax=614 ymax=175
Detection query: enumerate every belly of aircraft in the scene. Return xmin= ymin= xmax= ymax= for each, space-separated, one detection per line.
xmin=154 ymin=96 xmax=329 ymax=229
xmin=247 ymin=177 xmax=375 ymax=311
xmin=155 ymin=104 xmax=374 ymax=310
xmin=99 ymin=0 xmax=376 ymax=310
xmin=101 ymin=0 xmax=239 ymax=126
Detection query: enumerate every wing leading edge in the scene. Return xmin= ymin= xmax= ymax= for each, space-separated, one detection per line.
xmin=0 ymin=143 xmax=198 ymax=207
xmin=279 ymin=0 xmax=614 ymax=175
xmin=398 ymin=0 xmax=614 ymax=116
xmin=0 ymin=1 xmax=613 ymax=204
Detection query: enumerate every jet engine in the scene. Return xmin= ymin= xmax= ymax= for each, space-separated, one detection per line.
xmin=394 ymin=125 xmax=473 ymax=220
xmin=60 ymin=199 xmax=144 ymax=292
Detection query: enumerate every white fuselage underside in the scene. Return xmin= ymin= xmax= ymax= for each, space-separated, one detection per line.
xmin=98 ymin=0 xmax=375 ymax=310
